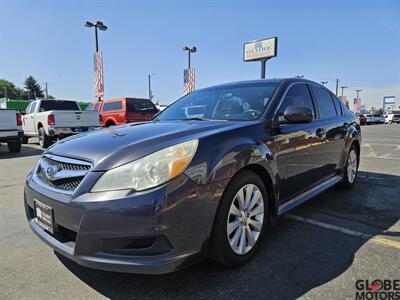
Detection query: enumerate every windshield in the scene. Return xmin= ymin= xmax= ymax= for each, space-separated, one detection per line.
xmin=156 ymin=82 xmax=279 ymax=121
xmin=40 ymin=100 xmax=79 ymax=111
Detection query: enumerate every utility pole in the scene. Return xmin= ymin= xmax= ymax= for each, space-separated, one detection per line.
xmin=340 ymin=86 xmax=348 ymax=97
xmin=44 ymin=82 xmax=48 ymax=99
xmin=148 ymin=75 xmax=151 ymax=100
xmin=148 ymin=73 xmax=156 ymax=101
xmin=4 ymin=87 xmax=7 ymax=99
xmin=335 ymin=79 xmax=339 ymax=96
xmin=321 ymin=81 xmax=328 ymax=86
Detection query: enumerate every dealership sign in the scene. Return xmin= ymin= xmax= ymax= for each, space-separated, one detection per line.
xmin=243 ymin=37 xmax=278 ymax=62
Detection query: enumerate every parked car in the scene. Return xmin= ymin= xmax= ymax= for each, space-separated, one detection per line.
xmin=374 ymin=114 xmax=385 ymax=124
xmin=86 ymin=98 xmax=159 ymax=127
xmin=391 ymin=114 xmax=400 ymax=124
xmin=384 ymin=113 xmax=400 ymax=124
xmin=0 ymin=109 xmax=22 ymax=153
xmin=22 ymin=100 xmax=100 ymax=148
xmin=365 ymin=114 xmax=384 ymax=124
xmin=25 ymin=78 xmax=361 ymax=274
xmin=357 ymin=114 xmax=367 ymax=125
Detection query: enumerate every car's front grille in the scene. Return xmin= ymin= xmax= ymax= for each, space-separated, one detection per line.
xmin=34 ymin=154 xmax=92 ymax=194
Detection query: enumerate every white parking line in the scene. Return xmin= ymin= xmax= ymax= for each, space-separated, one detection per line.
xmin=285 ymin=214 xmax=400 ymax=250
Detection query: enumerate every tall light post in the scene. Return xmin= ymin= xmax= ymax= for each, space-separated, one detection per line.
xmin=340 ymin=86 xmax=348 ymax=97
xmin=321 ymin=81 xmax=328 ymax=86
xmin=85 ymin=21 xmax=107 ymax=101
xmin=148 ymin=73 xmax=156 ymax=101
xmin=182 ymin=46 xmax=197 ymax=69
xmin=356 ymin=89 xmax=362 ymax=99
xmin=84 ymin=21 xmax=107 ymax=52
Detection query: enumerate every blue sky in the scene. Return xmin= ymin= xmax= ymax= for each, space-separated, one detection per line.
xmin=1 ymin=0 xmax=399 ymax=108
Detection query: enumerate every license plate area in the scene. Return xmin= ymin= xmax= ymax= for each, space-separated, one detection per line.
xmin=34 ymin=200 xmax=54 ymax=234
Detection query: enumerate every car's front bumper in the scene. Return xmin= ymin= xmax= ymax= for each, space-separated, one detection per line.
xmin=24 ymin=173 xmax=228 ymax=274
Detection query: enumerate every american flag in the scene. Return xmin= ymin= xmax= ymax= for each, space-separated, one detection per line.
xmin=94 ymin=51 xmax=104 ymax=98
xmin=353 ymin=97 xmax=361 ymax=113
xmin=183 ymin=68 xmax=195 ymax=95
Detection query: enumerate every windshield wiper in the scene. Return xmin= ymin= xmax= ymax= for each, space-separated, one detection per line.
xmin=181 ymin=117 xmax=209 ymax=121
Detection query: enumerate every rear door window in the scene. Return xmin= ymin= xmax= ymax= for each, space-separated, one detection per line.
xmin=30 ymin=102 xmax=37 ymax=114
xmin=331 ymin=94 xmax=343 ymax=115
xmin=311 ymin=85 xmax=337 ymax=119
xmin=114 ymin=101 xmax=122 ymax=110
xmin=103 ymin=102 xmax=116 ymax=112
xmin=278 ymin=83 xmax=315 ymax=118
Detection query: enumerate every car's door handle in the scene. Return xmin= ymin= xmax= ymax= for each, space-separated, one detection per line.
xmin=316 ymin=128 xmax=326 ymax=139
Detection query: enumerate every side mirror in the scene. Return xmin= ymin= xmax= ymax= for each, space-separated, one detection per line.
xmin=283 ymin=106 xmax=313 ymax=123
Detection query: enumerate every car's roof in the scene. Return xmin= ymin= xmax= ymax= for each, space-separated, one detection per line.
xmin=200 ymin=78 xmax=317 ymax=90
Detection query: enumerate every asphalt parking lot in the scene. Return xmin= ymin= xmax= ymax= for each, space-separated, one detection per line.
xmin=1 ymin=124 xmax=399 ymax=300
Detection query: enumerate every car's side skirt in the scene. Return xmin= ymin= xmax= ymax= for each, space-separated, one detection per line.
xmin=277 ymin=175 xmax=342 ymax=216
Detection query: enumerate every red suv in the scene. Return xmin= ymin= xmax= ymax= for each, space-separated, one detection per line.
xmin=86 ymin=98 xmax=159 ymax=127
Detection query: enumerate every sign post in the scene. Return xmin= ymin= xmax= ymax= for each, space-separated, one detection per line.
xmin=244 ymin=37 xmax=277 ymax=79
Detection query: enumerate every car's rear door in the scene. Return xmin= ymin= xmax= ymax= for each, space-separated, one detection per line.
xmin=25 ymin=101 xmax=37 ymax=134
xmin=309 ymin=84 xmax=346 ymax=176
xmin=274 ymin=83 xmax=327 ymax=203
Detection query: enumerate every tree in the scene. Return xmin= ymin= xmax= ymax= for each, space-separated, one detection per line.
xmin=0 ymin=79 xmax=26 ymax=99
xmin=24 ymin=75 xmax=44 ymax=99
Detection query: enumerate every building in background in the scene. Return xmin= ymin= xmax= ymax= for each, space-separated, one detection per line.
xmin=383 ymin=96 xmax=397 ymax=113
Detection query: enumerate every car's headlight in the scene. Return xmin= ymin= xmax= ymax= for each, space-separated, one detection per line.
xmin=91 ymin=139 xmax=198 ymax=192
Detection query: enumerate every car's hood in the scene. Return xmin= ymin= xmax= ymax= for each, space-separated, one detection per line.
xmin=46 ymin=120 xmax=259 ymax=171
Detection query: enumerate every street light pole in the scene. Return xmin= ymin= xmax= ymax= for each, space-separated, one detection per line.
xmin=340 ymin=86 xmax=348 ymax=97
xmin=182 ymin=46 xmax=197 ymax=69
xmin=356 ymin=89 xmax=362 ymax=99
xmin=85 ymin=21 xmax=107 ymax=101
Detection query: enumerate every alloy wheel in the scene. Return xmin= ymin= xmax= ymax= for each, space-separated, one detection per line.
xmin=227 ymin=184 xmax=264 ymax=255
xmin=347 ymin=149 xmax=357 ymax=183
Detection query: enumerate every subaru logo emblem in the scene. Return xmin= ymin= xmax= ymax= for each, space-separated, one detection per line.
xmin=45 ymin=165 xmax=60 ymax=180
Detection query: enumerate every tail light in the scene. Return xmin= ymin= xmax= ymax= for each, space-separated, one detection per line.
xmin=48 ymin=115 xmax=55 ymax=125
xmin=16 ymin=113 xmax=22 ymax=126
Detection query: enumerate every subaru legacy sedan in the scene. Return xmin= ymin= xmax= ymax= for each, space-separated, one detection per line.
xmin=24 ymin=78 xmax=361 ymax=274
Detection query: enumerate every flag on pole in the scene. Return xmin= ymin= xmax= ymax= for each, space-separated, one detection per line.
xmin=94 ymin=51 xmax=104 ymax=98
xmin=183 ymin=68 xmax=195 ymax=95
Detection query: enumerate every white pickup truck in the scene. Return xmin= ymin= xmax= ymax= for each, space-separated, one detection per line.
xmin=22 ymin=100 xmax=100 ymax=148
xmin=0 ymin=109 xmax=22 ymax=153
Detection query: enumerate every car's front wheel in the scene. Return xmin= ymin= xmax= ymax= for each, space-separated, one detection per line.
xmin=210 ymin=170 xmax=268 ymax=267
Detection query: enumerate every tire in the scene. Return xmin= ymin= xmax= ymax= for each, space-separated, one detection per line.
xmin=7 ymin=140 xmax=21 ymax=153
xmin=210 ymin=170 xmax=268 ymax=267
xmin=38 ymin=127 xmax=52 ymax=149
xmin=21 ymin=135 xmax=29 ymax=144
xmin=340 ymin=145 xmax=359 ymax=189
xmin=105 ymin=121 xmax=115 ymax=127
